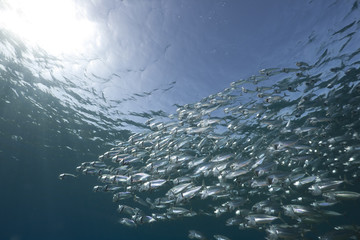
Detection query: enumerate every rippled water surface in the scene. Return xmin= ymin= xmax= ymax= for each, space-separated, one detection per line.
xmin=1 ymin=1 xmax=360 ymax=240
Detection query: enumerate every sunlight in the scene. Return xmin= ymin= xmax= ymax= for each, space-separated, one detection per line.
xmin=0 ymin=0 xmax=96 ymax=56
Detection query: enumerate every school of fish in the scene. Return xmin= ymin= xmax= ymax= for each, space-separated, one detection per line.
xmin=61 ymin=20 xmax=360 ymax=239
xmin=64 ymin=56 xmax=360 ymax=239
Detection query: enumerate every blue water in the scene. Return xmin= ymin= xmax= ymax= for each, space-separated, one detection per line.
xmin=1 ymin=0 xmax=360 ymax=239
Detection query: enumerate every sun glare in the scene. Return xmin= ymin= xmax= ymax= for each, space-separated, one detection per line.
xmin=0 ymin=0 xmax=95 ymax=56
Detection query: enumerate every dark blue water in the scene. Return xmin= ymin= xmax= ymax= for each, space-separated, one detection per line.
xmin=1 ymin=1 xmax=360 ymax=240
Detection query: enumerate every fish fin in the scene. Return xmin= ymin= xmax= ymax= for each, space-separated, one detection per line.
xmin=343 ymin=174 xmax=354 ymax=185
xmin=277 ymin=212 xmax=286 ymax=224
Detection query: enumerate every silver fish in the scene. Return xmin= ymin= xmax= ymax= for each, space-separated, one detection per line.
xmin=58 ymin=173 xmax=77 ymax=180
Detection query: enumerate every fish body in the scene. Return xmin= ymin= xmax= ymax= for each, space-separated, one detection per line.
xmin=58 ymin=173 xmax=77 ymax=180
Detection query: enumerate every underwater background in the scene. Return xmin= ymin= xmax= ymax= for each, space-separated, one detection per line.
xmin=1 ymin=0 xmax=360 ymax=240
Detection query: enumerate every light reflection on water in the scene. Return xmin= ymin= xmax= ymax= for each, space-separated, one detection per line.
xmin=0 ymin=0 xmax=96 ymax=57
xmin=1 ymin=0 xmax=358 ymax=134
xmin=0 ymin=1 xmax=359 ymax=153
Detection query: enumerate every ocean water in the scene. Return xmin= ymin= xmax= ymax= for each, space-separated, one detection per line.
xmin=1 ymin=1 xmax=360 ymax=240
